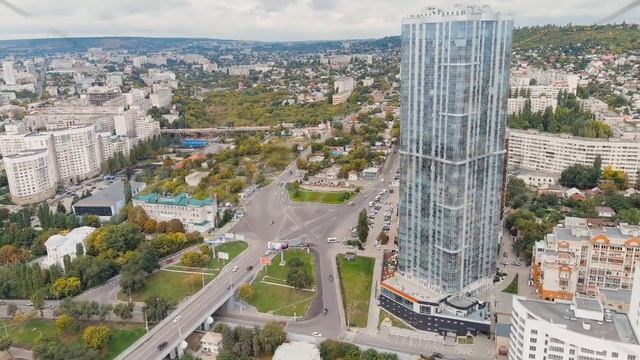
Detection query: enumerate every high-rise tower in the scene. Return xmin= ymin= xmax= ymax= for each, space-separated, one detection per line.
xmin=398 ymin=5 xmax=512 ymax=294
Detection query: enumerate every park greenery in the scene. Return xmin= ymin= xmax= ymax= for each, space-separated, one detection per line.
xmin=286 ymin=182 xmax=354 ymax=205
xmin=136 ymin=134 xmax=296 ymax=203
xmin=247 ymin=250 xmax=316 ymax=316
xmin=175 ymin=84 xmax=360 ymax=128
xmin=213 ymin=321 xmax=287 ymax=359
xmin=507 ymin=90 xmax=611 ymax=138
xmin=319 ymin=339 xmax=399 ymax=360
xmin=512 ymin=24 xmax=640 ymax=55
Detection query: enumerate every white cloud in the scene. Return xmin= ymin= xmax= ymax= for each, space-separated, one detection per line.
xmin=0 ymin=0 xmax=638 ymax=41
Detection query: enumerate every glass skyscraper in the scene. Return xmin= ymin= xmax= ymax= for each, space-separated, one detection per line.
xmin=398 ymin=6 xmax=513 ymax=294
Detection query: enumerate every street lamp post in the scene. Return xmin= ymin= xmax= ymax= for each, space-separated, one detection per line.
xmin=144 ymin=309 xmax=150 ymax=333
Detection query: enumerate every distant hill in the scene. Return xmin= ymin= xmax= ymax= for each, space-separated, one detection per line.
xmin=0 ymin=23 xmax=637 ymax=58
xmin=512 ymin=24 xmax=640 ymax=53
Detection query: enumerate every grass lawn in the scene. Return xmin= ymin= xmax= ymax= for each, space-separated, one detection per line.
xmin=288 ymin=188 xmax=354 ymax=205
xmin=210 ymin=241 xmax=248 ymax=268
xmin=120 ymin=241 xmax=248 ymax=303
xmin=336 ymin=254 xmax=375 ymax=328
xmin=503 ymin=274 xmax=519 ymax=294
xmin=248 ymin=249 xmax=316 ymax=317
xmin=378 ymin=309 xmax=411 ymax=330
xmin=6 ymin=318 xmax=144 ymax=359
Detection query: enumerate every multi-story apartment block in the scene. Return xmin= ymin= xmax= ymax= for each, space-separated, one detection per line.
xmin=2 ymin=61 xmax=16 ymax=85
xmin=132 ymin=193 xmax=216 ymax=233
xmin=507 ymin=129 xmax=640 ymax=183
xmin=507 ymin=97 xmax=558 ymax=115
xmin=532 ymin=217 xmax=640 ymax=300
xmin=48 ymin=126 xmax=102 ymax=184
xmin=85 ymin=86 xmax=121 ymax=106
xmin=3 ymin=149 xmax=58 ymax=205
xmin=509 ymin=295 xmax=640 ymax=360
xmin=578 ymin=97 xmax=609 ymax=114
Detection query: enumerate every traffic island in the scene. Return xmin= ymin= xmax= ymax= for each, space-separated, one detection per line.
xmin=336 ymin=253 xmax=375 ymax=328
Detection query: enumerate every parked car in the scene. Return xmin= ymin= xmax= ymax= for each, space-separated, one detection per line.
xmin=323 ymin=308 xmax=328 ymax=316
xmin=247 ymin=265 xmax=254 ymax=271
xmin=157 ymin=342 xmax=169 ymax=351
xmin=232 ymin=266 xmax=239 ymax=272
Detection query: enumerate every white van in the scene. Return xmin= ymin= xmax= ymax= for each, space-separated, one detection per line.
xmin=327 ymin=237 xmax=339 ymax=243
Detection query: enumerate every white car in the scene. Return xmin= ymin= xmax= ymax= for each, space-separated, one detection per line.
xmin=311 ymin=331 xmax=322 ymax=337
xmin=232 ymin=266 xmax=239 ymax=272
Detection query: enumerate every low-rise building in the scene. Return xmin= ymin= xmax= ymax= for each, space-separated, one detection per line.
xmin=514 ymin=169 xmax=557 ymax=187
xmin=42 ymin=226 xmax=96 ymax=269
xmin=507 ymin=96 xmax=557 ymax=115
xmin=532 ymin=218 xmax=640 ymax=299
xmin=185 ymin=171 xmax=209 ymax=187
xmin=200 ymin=332 xmax=222 ymax=354
xmin=272 ymin=341 xmax=321 ymax=360
xmin=132 ymin=193 xmax=216 ymax=233
xmin=73 ymin=180 xmax=145 ymax=221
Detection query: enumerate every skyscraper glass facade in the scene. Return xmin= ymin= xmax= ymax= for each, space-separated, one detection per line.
xmin=398 ymin=6 xmax=512 ymax=294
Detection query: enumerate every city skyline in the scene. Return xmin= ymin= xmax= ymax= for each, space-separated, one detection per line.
xmin=0 ymin=0 xmax=637 ymax=42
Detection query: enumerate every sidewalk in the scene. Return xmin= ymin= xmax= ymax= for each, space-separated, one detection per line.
xmin=364 ymin=251 xmax=384 ymax=335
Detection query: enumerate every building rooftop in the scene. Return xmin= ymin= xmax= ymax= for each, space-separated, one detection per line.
xmin=273 ymin=341 xmax=320 ymax=360
xmin=518 ymin=298 xmax=638 ymax=344
xmin=599 ymin=288 xmax=632 ymax=304
xmin=44 ymin=226 xmax=96 ymax=248
xmin=133 ymin=192 xmax=215 ymax=207
xmin=496 ymin=323 xmax=511 ymax=338
xmin=74 ymin=180 xmax=145 ymax=208
xmin=383 ymin=275 xmax=448 ymax=303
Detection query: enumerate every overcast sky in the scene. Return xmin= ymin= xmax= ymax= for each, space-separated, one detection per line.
xmin=0 ymin=0 xmax=638 ymax=42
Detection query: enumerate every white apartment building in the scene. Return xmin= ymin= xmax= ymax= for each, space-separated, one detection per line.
xmin=334 ymin=77 xmax=354 ymax=94
xmin=578 ymin=98 xmax=609 ymax=113
xmin=150 ymin=87 xmax=172 ymax=108
xmin=532 ymin=217 xmax=640 ymax=300
xmin=2 ymin=61 xmax=16 ymax=85
xmin=507 ymin=97 xmax=558 ymax=115
xmin=134 ymin=116 xmax=160 ymax=141
xmin=114 ymin=112 xmax=137 ymax=137
xmin=98 ymin=132 xmax=131 ymax=161
xmin=48 ymin=126 xmax=102 ymax=183
xmin=509 ymin=295 xmax=640 ymax=360
xmin=3 ymin=149 xmax=58 ymax=205
xmin=507 ymin=129 xmax=640 ymax=183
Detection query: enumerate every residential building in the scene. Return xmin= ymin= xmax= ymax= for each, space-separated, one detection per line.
xmin=134 ymin=116 xmax=160 ymax=141
xmin=532 ymin=218 xmax=640 ymax=300
xmin=2 ymin=61 xmax=16 ymax=85
xmin=578 ymin=97 xmax=609 ymax=113
xmin=150 ymin=87 xmax=172 ymax=108
xmin=514 ymin=169 xmax=557 ymax=187
xmin=73 ymin=180 xmax=145 ymax=221
xmin=85 ymin=86 xmax=121 ymax=106
xmin=272 ymin=341 xmax=321 ymax=360
xmin=3 ymin=149 xmax=58 ymax=205
xmin=42 ymin=226 xmax=96 ymax=269
xmin=48 ymin=126 xmax=102 ymax=183
xmin=132 ymin=193 xmax=216 ymax=233
xmin=185 ymin=171 xmax=209 ymax=187
xmin=506 ymin=96 xmax=557 ymax=115
xmin=508 ymin=289 xmax=640 ymax=360
xmin=332 ymin=77 xmax=354 ymax=105
xmin=200 ymin=332 xmax=222 ymax=354
xmin=381 ymin=5 xmax=511 ymax=336
xmin=507 ymin=129 xmax=640 ymax=183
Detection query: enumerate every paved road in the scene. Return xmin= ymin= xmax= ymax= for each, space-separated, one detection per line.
xmin=115 ymin=242 xmax=264 ymax=360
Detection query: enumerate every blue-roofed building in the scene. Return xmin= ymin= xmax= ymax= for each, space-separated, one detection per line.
xmin=133 ymin=192 xmax=217 ymax=233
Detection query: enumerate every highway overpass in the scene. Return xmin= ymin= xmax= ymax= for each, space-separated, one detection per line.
xmin=115 ymin=242 xmax=265 ymax=360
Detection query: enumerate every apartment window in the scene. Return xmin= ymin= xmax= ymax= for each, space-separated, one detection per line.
xmin=530 ymin=338 xmax=537 ymax=343
xmin=529 ymin=355 xmax=536 ymax=359
xmin=531 ymin=329 xmax=538 ymax=335
xmin=628 ymin=356 xmax=636 ymax=360
xmin=611 ymin=353 xmax=618 ymax=358
xmin=530 ymin=346 xmax=536 ymax=351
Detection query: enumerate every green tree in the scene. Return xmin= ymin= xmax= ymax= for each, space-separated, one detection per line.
xmin=144 ymin=297 xmax=173 ymax=324
xmin=237 ymin=283 xmax=256 ymax=302
xmin=506 ymin=178 xmax=532 ymax=208
xmin=31 ymin=291 xmax=45 ymax=317
xmin=0 ymin=336 xmax=12 ymax=353
xmin=258 ymin=321 xmax=287 ymax=355
xmin=113 ymin=302 xmax=134 ymax=320
xmin=82 ymin=215 xmax=101 ymax=228
xmin=357 ymin=209 xmax=369 ymax=243
xmin=120 ymin=265 xmax=146 ymax=299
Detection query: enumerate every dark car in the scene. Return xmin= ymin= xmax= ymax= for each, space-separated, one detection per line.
xmin=247 ymin=265 xmax=254 ymax=271
xmin=329 ymin=275 xmax=334 ymax=282
xmin=157 ymin=341 xmax=168 ymax=351
xmin=432 ymin=352 xmax=443 ymax=359
xmin=323 ymin=308 xmax=328 ymax=316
